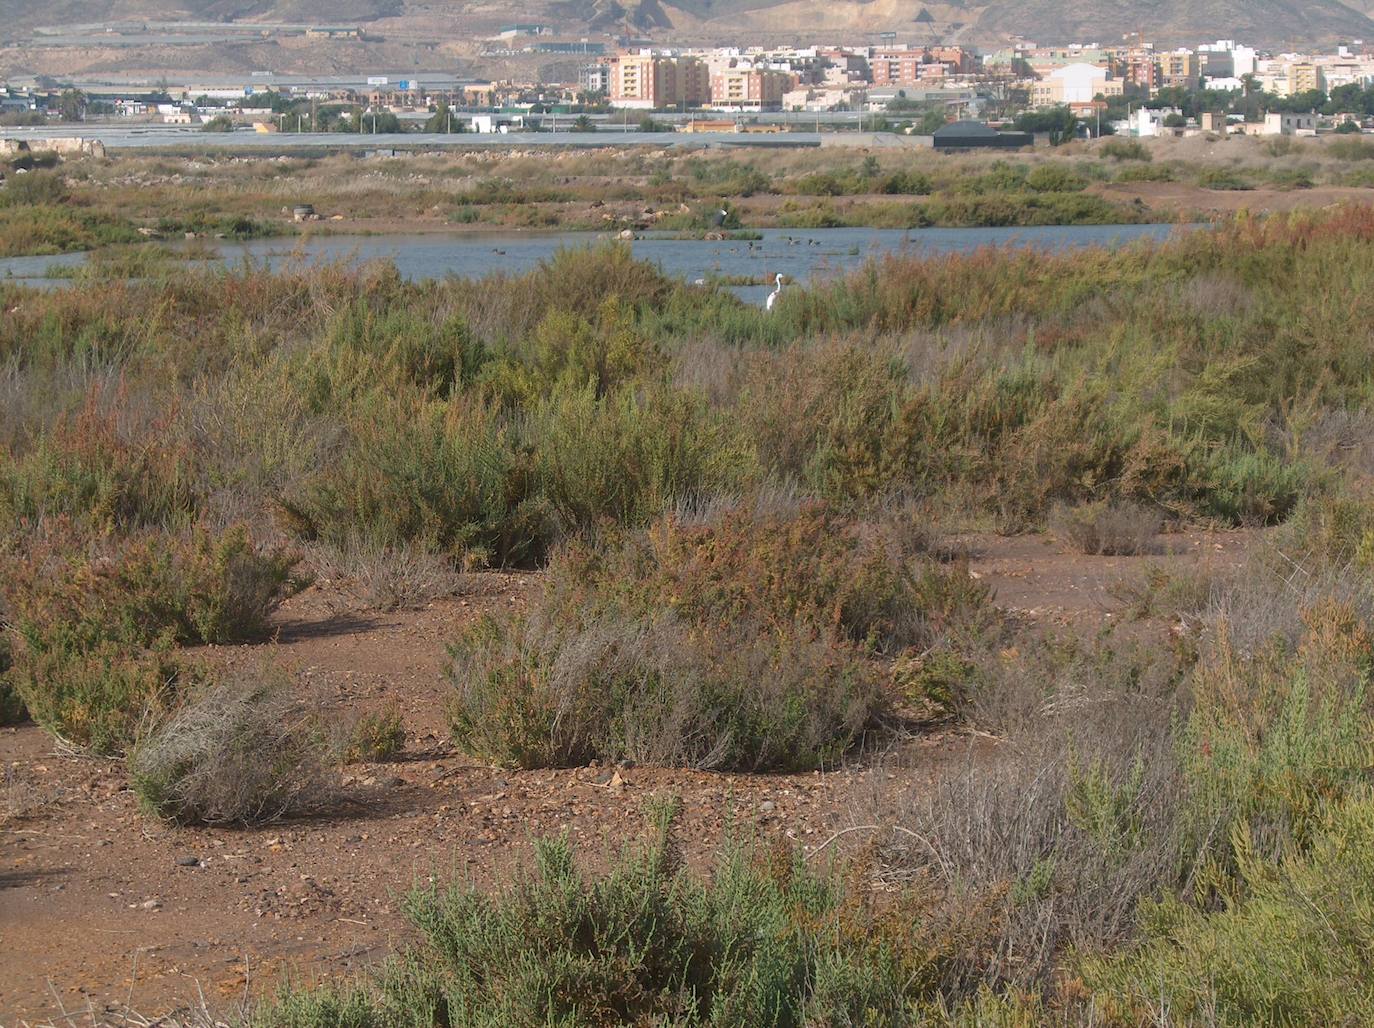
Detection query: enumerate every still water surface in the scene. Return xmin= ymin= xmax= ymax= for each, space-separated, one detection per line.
xmin=0 ymin=223 xmax=1195 ymax=300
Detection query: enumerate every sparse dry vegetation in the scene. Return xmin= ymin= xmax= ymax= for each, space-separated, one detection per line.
xmin=16 ymin=133 xmax=1374 ymax=259
xmin=8 ymin=189 xmax=1374 ymax=1022
xmin=129 ymin=666 xmax=333 ymax=826
xmin=1049 ymin=498 xmax=1163 ymax=555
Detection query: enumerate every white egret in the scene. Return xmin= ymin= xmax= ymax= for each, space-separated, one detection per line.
xmin=765 ymin=273 xmax=784 ymax=312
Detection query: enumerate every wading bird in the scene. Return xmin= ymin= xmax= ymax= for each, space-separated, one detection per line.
xmin=765 ymin=273 xmax=784 ymax=312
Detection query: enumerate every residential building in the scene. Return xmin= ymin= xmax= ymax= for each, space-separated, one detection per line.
xmin=1288 ymin=63 xmax=1324 ymax=94
xmin=1198 ymin=49 xmax=1234 ymax=80
xmin=1128 ymin=106 xmax=1176 ymax=136
xmin=609 ymin=54 xmax=709 ymax=109
xmin=1160 ymin=50 xmax=1201 ymax=90
xmin=708 ymin=68 xmax=794 ymax=110
xmin=1116 ymin=52 xmax=1160 ymax=93
xmin=869 ymin=46 xmax=975 ymax=86
xmin=1263 ymin=110 xmax=1317 ymax=135
xmin=580 ymin=63 xmax=610 ymax=95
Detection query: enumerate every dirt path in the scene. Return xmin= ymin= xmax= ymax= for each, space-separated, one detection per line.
xmin=0 ymin=529 xmax=1257 ymax=1024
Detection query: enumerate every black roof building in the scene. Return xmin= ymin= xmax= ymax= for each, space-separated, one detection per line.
xmin=931 ymin=120 xmax=1033 ymax=151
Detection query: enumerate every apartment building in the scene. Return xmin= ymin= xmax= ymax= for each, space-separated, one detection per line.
xmin=708 ymin=68 xmax=794 ymax=110
xmin=1160 ymin=50 xmax=1201 ymax=89
xmin=1114 ymin=52 xmax=1160 ymax=92
xmin=869 ymin=46 xmax=975 ymax=86
xmin=580 ymin=63 xmax=610 ymax=94
xmin=608 ymin=54 xmax=709 ymax=108
xmin=1288 ymin=62 xmax=1325 ymax=94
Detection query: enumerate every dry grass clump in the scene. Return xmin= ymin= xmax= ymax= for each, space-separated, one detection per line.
xmin=885 ymin=703 xmax=1186 ymax=988
xmin=128 ymin=667 xmax=333 ymax=826
xmin=450 ymin=608 xmax=878 ymax=771
xmin=1049 ymin=499 xmax=1163 ymax=556
xmin=307 ymin=536 xmax=470 ymax=611
xmin=1108 ymin=562 xmax=1223 ymax=622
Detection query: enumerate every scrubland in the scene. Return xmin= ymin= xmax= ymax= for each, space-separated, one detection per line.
xmin=4 ymin=199 xmax=1374 ymax=1023
xmin=11 ymin=132 xmax=1374 ymax=256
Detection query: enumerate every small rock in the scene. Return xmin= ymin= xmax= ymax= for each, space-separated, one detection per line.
xmin=175 ymin=855 xmax=200 ymax=867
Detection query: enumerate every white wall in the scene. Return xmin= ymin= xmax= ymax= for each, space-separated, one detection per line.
xmin=1050 ymin=62 xmax=1108 ymax=104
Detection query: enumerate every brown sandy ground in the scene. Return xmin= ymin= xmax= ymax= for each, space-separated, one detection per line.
xmin=0 ymin=529 xmax=1256 ymax=1024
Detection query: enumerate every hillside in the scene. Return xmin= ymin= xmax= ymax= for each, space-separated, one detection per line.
xmin=3 ymin=0 xmax=1372 ymax=45
xmin=0 ymin=0 xmax=1371 ymax=71
xmin=972 ymin=0 xmax=1374 ymax=46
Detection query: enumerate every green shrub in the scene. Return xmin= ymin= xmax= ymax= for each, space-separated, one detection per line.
xmin=282 ymin=396 xmax=544 ymax=566
xmin=341 ymin=707 xmax=407 ymax=762
xmin=1327 ymin=137 xmax=1374 ymax=160
xmin=1266 ymin=167 xmax=1315 ymax=190
xmin=10 ymin=526 xmax=303 ymax=647
xmin=446 ymin=502 xmax=987 ymax=770
xmin=960 ymin=162 xmax=1028 ymax=195
xmin=546 ymin=501 xmax=986 ymax=653
xmin=787 ymin=171 xmax=850 ymax=196
xmin=3 ymin=525 xmax=302 ymax=751
xmin=878 ymin=170 xmax=932 ymax=195
xmin=1099 ymin=138 xmax=1152 ymax=161
xmin=1197 ymin=167 xmax=1253 ymax=191
xmin=528 ymin=382 xmax=756 ymax=539
xmin=0 ymin=170 xmax=69 ymax=207
xmin=0 ymin=634 xmax=27 ymax=726
xmin=0 ymin=392 xmax=200 ymax=535
xmin=1115 ymin=162 xmax=1174 ymax=183
xmin=1182 ymin=606 xmax=1374 ymax=872
xmin=1275 ymin=493 xmax=1374 ymax=569
xmin=1085 ymin=796 xmax=1374 ymax=1024
xmin=1024 ymin=164 xmax=1088 ymax=192
xmin=12 ymin=638 xmax=193 ymax=755
xmin=0 ymin=204 xmax=141 ymax=256
xmin=255 ymin=803 xmax=952 ymax=1027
